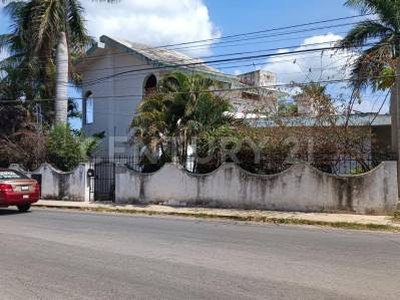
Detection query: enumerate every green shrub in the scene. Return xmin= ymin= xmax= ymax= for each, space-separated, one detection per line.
xmin=47 ymin=124 xmax=102 ymax=171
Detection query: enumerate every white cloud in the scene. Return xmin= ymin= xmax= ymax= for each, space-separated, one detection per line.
xmin=265 ymin=33 xmax=357 ymax=85
xmin=2 ymin=1 xmax=219 ymax=56
xmin=83 ymin=0 xmax=220 ymax=56
xmin=264 ymin=34 xmax=391 ymax=113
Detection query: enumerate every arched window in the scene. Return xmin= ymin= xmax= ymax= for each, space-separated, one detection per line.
xmin=84 ymin=91 xmax=94 ymax=124
xmin=144 ymin=74 xmax=157 ymax=97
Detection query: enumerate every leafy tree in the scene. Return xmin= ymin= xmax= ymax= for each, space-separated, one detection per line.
xmin=278 ymin=102 xmax=298 ymax=117
xmin=47 ymin=124 xmax=82 ymax=171
xmin=1 ymin=0 xmax=118 ymax=124
xmin=47 ymin=123 xmax=101 ymax=171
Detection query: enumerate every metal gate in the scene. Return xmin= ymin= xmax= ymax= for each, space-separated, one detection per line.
xmin=90 ymin=158 xmax=116 ymax=202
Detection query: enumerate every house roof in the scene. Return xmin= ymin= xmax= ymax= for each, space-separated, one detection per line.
xmin=102 ymin=36 xmax=217 ymax=72
xmin=77 ymin=35 xmax=287 ymax=99
xmin=245 ymin=113 xmax=391 ymax=128
xmin=82 ymin=35 xmax=240 ymax=85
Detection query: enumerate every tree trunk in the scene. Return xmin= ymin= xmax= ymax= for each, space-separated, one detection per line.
xmin=54 ymin=32 xmax=68 ymax=124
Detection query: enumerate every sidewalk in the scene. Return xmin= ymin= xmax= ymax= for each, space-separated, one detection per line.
xmin=33 ymin=200 xmax=400 ymax=231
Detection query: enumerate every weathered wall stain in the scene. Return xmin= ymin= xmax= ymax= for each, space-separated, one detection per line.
xmin=116 ymin=162 xmax=398 ymax=214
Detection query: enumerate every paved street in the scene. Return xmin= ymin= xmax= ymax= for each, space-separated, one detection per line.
xmin=0 ymin=208 xmax=400 ymax=299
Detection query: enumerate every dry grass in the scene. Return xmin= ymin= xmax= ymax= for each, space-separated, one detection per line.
xmin=37 ymin=205 xmax=400 ymax=232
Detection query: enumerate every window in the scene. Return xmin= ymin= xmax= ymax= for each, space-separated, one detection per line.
xmin=144 ymin=74 xmax=157 ymax=97
xmin=0 ymin=170 xmax=26 ymax=179
xmin=85 ymin=92 xmax=94 ymax=124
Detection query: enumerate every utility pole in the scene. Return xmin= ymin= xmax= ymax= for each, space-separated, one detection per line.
xmin=391 ymin=64 xmax=400 ymax=198
xmin=34 ymin=104 xmax=43 ymax=168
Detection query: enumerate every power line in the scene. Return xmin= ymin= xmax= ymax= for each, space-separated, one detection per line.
xmin=0 ymin=44 xmax=384 ymax=105
xmin=0 ymin=38 xmax=361 ymax=86
xmin=1 ymin=73 xmax=398 ymax=104
xmin=166 ymin=21 xmax=365 ymax=52
xmin=0 ymin=51 xmax=359 ymax=89
xmin=370 ymin=91 xmax=391 ymax=124
xmin=0 ymin=15 xmax=379 ymax=91
xmin=0 ymin=37 xmax=351 ymax=75
xmin=82 ymin=42 xmax=377 ymax=87
xmin=0 ymin=13 xmax=390 ymax=106
xmin=147 ymin=14 xmax=372 ymax=50
xmin=0 ymin=14 xmax=372 ymax=66
xmin=0 ymin=39 xmax=342 ymax=71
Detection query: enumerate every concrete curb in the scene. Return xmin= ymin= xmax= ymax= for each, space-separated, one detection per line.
xmin=33 ymin=201 xmax=400 ymax=232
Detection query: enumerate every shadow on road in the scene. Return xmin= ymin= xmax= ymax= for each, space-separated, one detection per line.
xmin=0 ymin=209 xmax=30 ymax=216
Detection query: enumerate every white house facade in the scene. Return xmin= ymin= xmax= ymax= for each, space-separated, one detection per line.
xmin=77 ymin=35 xmax=282 ymax=157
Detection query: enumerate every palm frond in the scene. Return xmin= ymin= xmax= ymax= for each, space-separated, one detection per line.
xmin=338 ymin=20 xmax=393 ymax=49
xmin=68 ymin=0 xmax=93 ymax=54
xmin=30 ymin=0 xmax=63 ymax=53
xmin=345 ymin=37 xmax=394 ymax=93
xmin=337 ymin=1 xmax=400 ymax=92
xmin=345 ymin=0 xmax=400 ymax=30
xmin=0 ymin=34 xmax=13 ymax=53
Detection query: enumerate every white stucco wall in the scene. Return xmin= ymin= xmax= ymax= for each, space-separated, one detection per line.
xmin=115 ymin=162 xmax=398 ymax=214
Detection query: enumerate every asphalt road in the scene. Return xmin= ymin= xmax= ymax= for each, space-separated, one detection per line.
xmin=0 ymin=208 xmax=400 ymax=300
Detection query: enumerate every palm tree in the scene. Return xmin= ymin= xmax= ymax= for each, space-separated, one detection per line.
xmin=1 ymin=0 xmax=117 ymax=124
xmin=338 ymin=0 xmax=400 ymax=93
xmin=0 ymin=2 xmax=51 ymax=103
xmin=295 ymin=82 xmax=334 ymax=117
xmin=132 ymin=72 xmax=234 ymax=168
xmin=338 ymin=0 xmax=400 ymax=191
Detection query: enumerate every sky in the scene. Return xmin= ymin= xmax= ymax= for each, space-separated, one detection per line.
xmin=0 ymin=0 xmax=389 ymax=123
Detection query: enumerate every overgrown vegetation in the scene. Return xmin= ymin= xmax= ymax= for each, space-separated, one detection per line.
xmin=131 ymin=73 xmax=384 ymax=175
xmin=132 ymin=72 xmax=236 ymax=172
xmin=0 ymin=0 xmax=118 ymax=124
xmin=0 ymin=1 xmax=115 ymax=170
xmin=40 ymin=204 xmax=399 ymax=233
xmin=47 ymin=124 xmax=102 ymax=171
xmin=0 ymin=123 xmax=102 ymax=171
xmin=1 ymin=0 xmax=396 ymax=174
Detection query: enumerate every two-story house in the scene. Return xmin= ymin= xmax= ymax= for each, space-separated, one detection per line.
xmin=76 ymin=35 xmax=282 ymax=157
